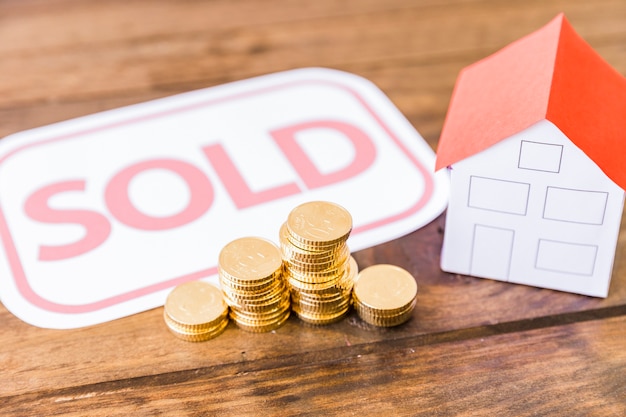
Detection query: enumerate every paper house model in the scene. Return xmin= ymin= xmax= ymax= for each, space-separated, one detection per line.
xmin=436 ymin=14 xmax=626 ymax=297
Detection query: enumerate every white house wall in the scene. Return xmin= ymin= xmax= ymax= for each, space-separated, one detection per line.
xmin=440 ymin=119 xmax=625 ymax=297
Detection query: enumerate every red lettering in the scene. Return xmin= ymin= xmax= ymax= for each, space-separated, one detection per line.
xmin=23 ymin=121 xmax=371 ymax=261
xmin=271 ymin=120 xmax=376 ymax=189
xmin=202 ymin=143 xmax=300 ymax=209
xmin=24 ymin=180 xmax=111 ymax=261
xmin=105 ymin=159 xmax=214 ymax=230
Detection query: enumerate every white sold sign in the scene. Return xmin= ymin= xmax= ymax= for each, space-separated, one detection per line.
xmin=0 ymin=68 xmax=448 ymax=328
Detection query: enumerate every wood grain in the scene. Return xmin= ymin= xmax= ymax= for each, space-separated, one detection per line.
xmin=1 ymin=0 xmax=625 ymax=415
xmin=3 ymin=215 xmax=625 ymax=399
xmin=3 ymin=313 xmax=625 ymax=416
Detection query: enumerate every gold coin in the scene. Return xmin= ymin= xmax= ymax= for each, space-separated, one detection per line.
xmin=337 ymin=255 xmax=358 ymax=291
xmin=354 ymin=294 xmax=416 ymax=316
xmin=221 ymin=278 xmax=285 ymax=302
xmin=278 ymin=201 xmax=356 ymax=326
xmin=281 ymin=245 xmax=347 ymax=265
xmin=282 ymin=248 xmax=350 ymax=272
xmin=286 ymin=201 xmax=352 ymax=246
xmin=347 ymin=255 xmax=359 ymax=274
xmin=352 ymin=291 xmax=416 ymax=317
xmin=352 ymin=264 xmax=417 ymax=327
xmin=164 ymin=281 xmax=229 ymax=328
xmin=291 ymin=280 xmax=351 ymax=297
xmin=300 ymin=282 xmax=351 ymax=296
xmin=353 ymin=307 xmax=414 ymax=327
xmin=291 ymin=297 xmax=350 ymax=312
xmin=284 ymin=235 xmax=348 ymax=253
xmin=165 ymin=317 xmax=229 ymax=342
xmin=354 ymin=299 xmax=417 ymax=321
xmin=219 ymin=267 xmax=281 ymax=286
xmin=292 ymin=296 xmax=351 ymax=314
xmin=226 ymin=289 xmax=290 ymax=312
xmin=229 ymin=299 xmax=290 ymax=323
xmin=292 ymin=304 xmax=350 ymax=325
xmin=233 ymin=310 xmax=291 ymax=333
xmin=353 ymin=264 xmax=417 ymax=311
xmin=164 ymin=308 xmax=228 ymax=333
xmin=230 ymin=300 xmax=290 ymax=321
xmin=280 ymin=241 xmax=348 ymax=265
xmin=285 ymin=264 xmax=347 ymax=284
xmin=291 ymin=293 xmax=349 ymax=309
xmin=286 ymin=275 xmax=344 ymax=293
xmin=285 ymin=233 xmax=349 ymax=253
xmin=164 ymin=310 xmax=228 ymax=335
xmin=219 ymin=274 xmax=278 ymax=293
xmin=218 ymin=237 xmax=282 ymax=282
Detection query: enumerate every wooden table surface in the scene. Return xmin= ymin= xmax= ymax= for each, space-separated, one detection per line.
xmin=1 ymin=1 xmax=625 ymax=415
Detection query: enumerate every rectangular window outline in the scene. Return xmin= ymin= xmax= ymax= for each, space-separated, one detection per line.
xmin=469 ymin=224 xmax=515 ymax=281
xmin=467 ymin=176 xmax=530 ymax=216
xmin=542 ymin=186 xmax=608 ymax=225
xmin=518 ymin=140 xmax=563 ymax=173
xmin=535 ymin=239 xmax=598 ymax=276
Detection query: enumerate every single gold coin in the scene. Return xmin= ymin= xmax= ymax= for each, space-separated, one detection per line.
xmin=352 ymin=306 xmax=414 ymax=327
xmin=164 ymin=280 xmax=229 ymax=328
xmin=218 ymin=237 xmax=282 ymax=282
xmin=354 ymin=295 xmax=416 ymax=317
xmin=286 ymin=201 xmax=352 ymax=245
xmin=353 ymin=264 xmax=417 ymax=312
xmin=165 ymin=318 xmax=229 ymax=342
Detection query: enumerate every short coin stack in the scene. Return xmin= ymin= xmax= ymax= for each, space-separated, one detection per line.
xmin=280 ymin=201 xmax=357 ymax=325
xmin=163 ymin=281 xmax=229 ymax=342
xmin=352 ymin=264 xmax=418 ymax=327
xmin=218 ymin=237 xmax=291 ymax=332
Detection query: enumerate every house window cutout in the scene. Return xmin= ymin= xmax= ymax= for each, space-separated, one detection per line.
xmin=518 ymin=140 xmax=563 ymax=173
xmin=535 ymin=239 xmax=597 ymax=276
xmin=468 ymin=176 xmax=530 ymax=215
xmin=543 ymin=187 xmax=608 ymax=225
xmin=470 ymin=224 xmax=514 ymax=280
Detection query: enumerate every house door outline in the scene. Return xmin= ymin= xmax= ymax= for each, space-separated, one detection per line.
xmin=469 ymin=224 xmax=515 ymax=281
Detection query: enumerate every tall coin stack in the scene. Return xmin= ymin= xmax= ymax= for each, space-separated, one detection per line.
xmin=280 ymin=201 xmax=357 ymax=325
xmin=218 ymin=237 xmax=291 ymax=332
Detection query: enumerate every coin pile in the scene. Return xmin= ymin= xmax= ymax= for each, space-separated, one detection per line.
xmin=163 ymin=281 xmax=229 ymax=342
xmin=280 ymin=201 xmax=357 ymax=325
xmin=218 ymin=237 xmax=291 ymax=332
xmin=352 ymin=264 xmax=418 ymax=327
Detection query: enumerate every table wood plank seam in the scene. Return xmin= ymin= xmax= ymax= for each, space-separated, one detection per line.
xmin=3 ymin=304 xmax=624 ymax=407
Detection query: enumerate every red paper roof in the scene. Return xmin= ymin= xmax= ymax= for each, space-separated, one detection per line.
xmin=435 ymin=13 xmax=626 ymax=190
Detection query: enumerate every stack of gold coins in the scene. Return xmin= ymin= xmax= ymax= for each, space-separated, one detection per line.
xmin=163 ymin=281 xmax=230 ymax=342
xmin=218 ymin=237 xmax=291 ymax=332
xmin=352 ymin=264 xmax=418 ymax=327
xmin=280 ymin=201 xmax=356 ymax=325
